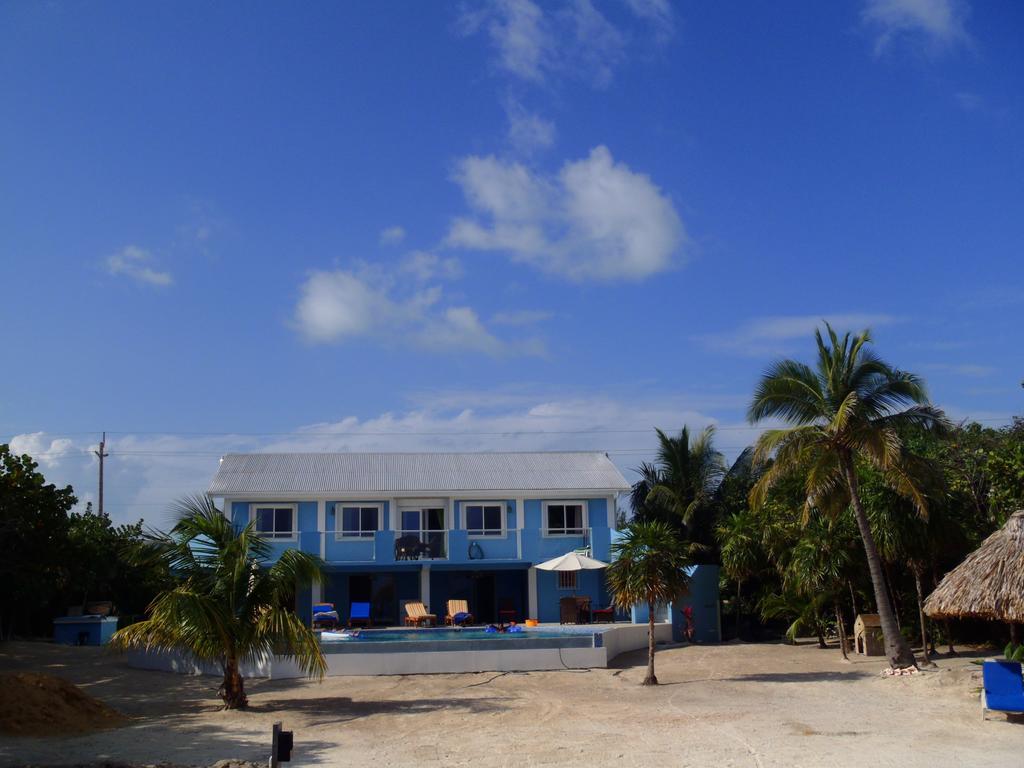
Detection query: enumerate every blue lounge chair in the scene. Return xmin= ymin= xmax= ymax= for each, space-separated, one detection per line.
xmin=349 ymin=601 xmax=372 ymax=628
xmin=981 ymin=659 xmax=1024 ymax=720
xmin=312 ymin=602 xmax=340 ymax=630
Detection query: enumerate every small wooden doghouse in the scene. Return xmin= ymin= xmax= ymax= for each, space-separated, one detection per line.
xmin=854 ymin=613 xmax=884 ymax=656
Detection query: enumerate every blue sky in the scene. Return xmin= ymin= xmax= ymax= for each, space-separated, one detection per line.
xmin=2 ymin=1 xmax=1022 ymax=525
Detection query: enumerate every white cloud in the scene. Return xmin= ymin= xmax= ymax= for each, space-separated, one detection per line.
xmin=623 ymin=0 xmax=675 ymax=40
xmin=292 ymin=268 xmax=532 ymax=356
xmin=292 ymin=270 xmax=390 ymax=343
xmin=8 ymin=432 xmax=78 ymax=470
xmin=492 ymin=309 xmax=553 ymax=326
xmin=862 ymin=0 xmax=969 ymax=53
xmin=505 ymin=99 xmax=556 ymax=155
xmin=699 ymin=313 xmax=902 ymax=357
xmin=565 ymin=0 xmax=626 ymax=88
xmin=379 ymin=226 xmax=406 ymax=246
xmin=6 ymin=389 xmax=762 ymax=526
xmin=105 ymin=245 xmax=173 ymax=287
xmin=399 ymin=250 xmax=464 ymax=282
xmin=458 ymin=0 xmax=551 ymax=82
xmin=447 ymin=146 xmax=684 ymax=281
xmin=458 ymin=0 xmax=672 ymax=87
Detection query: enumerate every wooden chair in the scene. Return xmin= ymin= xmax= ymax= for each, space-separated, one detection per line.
xmin=404 ymin=602 xmax=437 ymax=627
xmin=445 ymin=599 xmax=474 ymax=625
xmin=498 ymin=598 xmax=517 ymax=624
xmin=559 ymin=596 xmax=578 ymax=624
xmin=575 ymin=596 xmax=592 ymax=624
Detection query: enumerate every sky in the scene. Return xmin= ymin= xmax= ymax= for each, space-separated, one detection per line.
xmin=1 ymin=0 xmax=1022 ymax=527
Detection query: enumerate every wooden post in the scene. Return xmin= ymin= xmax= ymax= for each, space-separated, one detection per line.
xmin=270 ymin=721 xmax=281 ymax=768
xmin=93 ymin=432 xmax=108 ymax=516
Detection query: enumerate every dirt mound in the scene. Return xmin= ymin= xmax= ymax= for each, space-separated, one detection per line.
xmin=0 ymin=672 xmax=128 ymax=737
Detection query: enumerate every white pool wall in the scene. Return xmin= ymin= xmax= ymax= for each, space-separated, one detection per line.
xmin=126 ymin=622 xmax=673 ymax=678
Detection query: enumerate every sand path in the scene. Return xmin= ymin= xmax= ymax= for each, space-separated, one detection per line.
xmin=1 ymin=640 xmax=1021 ymax=767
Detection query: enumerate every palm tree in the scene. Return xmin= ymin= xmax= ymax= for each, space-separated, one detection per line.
xmin=110 ymin=495 xmax=327 ymax=708
xmin=716 ymin=509 xmax=762 ymax=639
xmin=785 ymin=511 xmax=857 ymax=660
xmin=748 ymin=324 xmax=948 ymax=669
xmin=632 ymin=426 xmax=726 ymax=555
xmin=607 ymin=521 xmax=692 ymax=685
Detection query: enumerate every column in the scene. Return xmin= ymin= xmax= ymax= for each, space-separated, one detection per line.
xmin=528 ymin=566 xmax=538 ymax=620
xmin=420 ymin=565 xmax=431 ymax=612
xmin=317 ymin=500 xmax=327 ymax=560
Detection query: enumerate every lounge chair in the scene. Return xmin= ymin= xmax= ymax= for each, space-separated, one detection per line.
xmin=445 ymin=599 xmax=474 ymax=626
xmin=591 ymin=605 xmax=614 ymax=623
xmin=982 ymin=659 xmax=1024 ymax=720
xmin=312 ymin=602 xmax=340 ymax=630
xmin=404 ymin=602 xmax=437 ymax=627
xmin=348 ymin=601 xmax=372 ymax=628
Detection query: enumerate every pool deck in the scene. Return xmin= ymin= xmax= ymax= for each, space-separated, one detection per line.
xmin=127 ymin=622 xmax=673 ymax=677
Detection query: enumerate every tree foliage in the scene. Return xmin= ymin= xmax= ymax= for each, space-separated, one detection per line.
xmin=0 ymin=445 xmax=77 ymax=637
xmin=607 ymin=521 xmax=692 ymax=685
xmin=110 ymin=495 xmax=326 ymax=709
xmin=746 ymin=324 xmax=949 ymax=668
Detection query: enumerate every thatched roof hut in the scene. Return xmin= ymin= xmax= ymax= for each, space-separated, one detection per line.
xmin=924 ymin=510 xmax=1024 ymax=623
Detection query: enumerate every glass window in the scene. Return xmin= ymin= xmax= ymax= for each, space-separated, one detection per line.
xmin=558 ymin=571 xmax=577 ymax=590
xmin=254 ymin=506 xmax=294 ymax=538
xmin=466 ymin=504 xmax=503 ymax=535
xmin=545 ymin=503 xmax=584 ymax=535
xmin=402 ymin=509 xmax=421 ymax=533
xmin=339 ymin=505 xmax=379 ymax=538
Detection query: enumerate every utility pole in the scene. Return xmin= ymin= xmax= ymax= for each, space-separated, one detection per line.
xmin=94 ymin=432 xmax=109 ymax=516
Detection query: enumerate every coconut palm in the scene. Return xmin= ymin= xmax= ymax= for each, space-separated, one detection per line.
xmin=110 ymin=495 xmax=326 ymax=708
xmin=785 ymin=511 xmax=857 ymax=660
xmin=607 ymin=521 xmax=692 ymax=685
xmin=748 ymin=324 xmax=949 ymax=669
xmin=716 ymin=509 xmax=762 ymax=638
xmin=632 ymin=427 xmax=727 ymax=555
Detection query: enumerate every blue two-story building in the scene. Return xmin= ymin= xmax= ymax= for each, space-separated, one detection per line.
xmin=210 ymin=451 xmax=631 ymax=625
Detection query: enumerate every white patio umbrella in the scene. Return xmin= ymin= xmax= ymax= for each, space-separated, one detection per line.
xmin=535 ymin=551 xmax=609 ymax=619
xmin=535 ymin=551 xmax=609 ymax=571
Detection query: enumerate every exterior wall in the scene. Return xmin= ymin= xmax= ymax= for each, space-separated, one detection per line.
xmin=227 ymin=495 xmax=614 ymax=568
xmin=535 ymin=568 xmax=607 ymax=623
xmin=675 ymin=564 xmax=721 ymax=643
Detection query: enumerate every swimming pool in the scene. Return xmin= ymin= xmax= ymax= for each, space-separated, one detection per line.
xmin=320 ymin=626 xmax=600 ymax=643
xmin=128 ymin=623 xmax=673 ymax=678
xmin=317 ymin=625 xmax=604 ymax=656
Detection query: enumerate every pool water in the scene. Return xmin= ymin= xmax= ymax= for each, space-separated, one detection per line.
xmin=316 ymin=625 xmax=607 ymax=655
xmin=321 ymin=626 xmax=600 ymax=643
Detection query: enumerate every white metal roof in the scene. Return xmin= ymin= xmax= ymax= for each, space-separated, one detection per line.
xmin=209 ymin=451 xmax=630 ymax=496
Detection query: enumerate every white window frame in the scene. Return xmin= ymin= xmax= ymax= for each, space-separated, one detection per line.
xmin=542 ymin=500 xmax=588 ymax=537
xmin=335 ymin=503 xmax=383 ymax=541
xmin=462 ymin=501 xmax=506 ymax=538
xmin=251 ymin=503 xmax=298 ymax=541
xmin=557 ymin=571 xmax=578 ymax=590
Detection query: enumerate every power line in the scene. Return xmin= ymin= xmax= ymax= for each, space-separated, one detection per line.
xmin=1 ymin=416 xmax=1016 ymax=440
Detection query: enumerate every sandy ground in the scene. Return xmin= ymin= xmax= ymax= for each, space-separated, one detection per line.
xmin=1 ymin=639 xmax=1021 ymax=768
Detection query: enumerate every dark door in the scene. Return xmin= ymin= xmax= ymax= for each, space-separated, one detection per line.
xmin=473 ymin=572 xmax=496 ymax=623
xmin=349 ymin=574 xmax=373 ymax=603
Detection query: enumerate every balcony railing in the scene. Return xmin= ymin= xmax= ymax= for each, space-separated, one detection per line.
xmin=265 ymin=526 xmax=605 ymax=565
